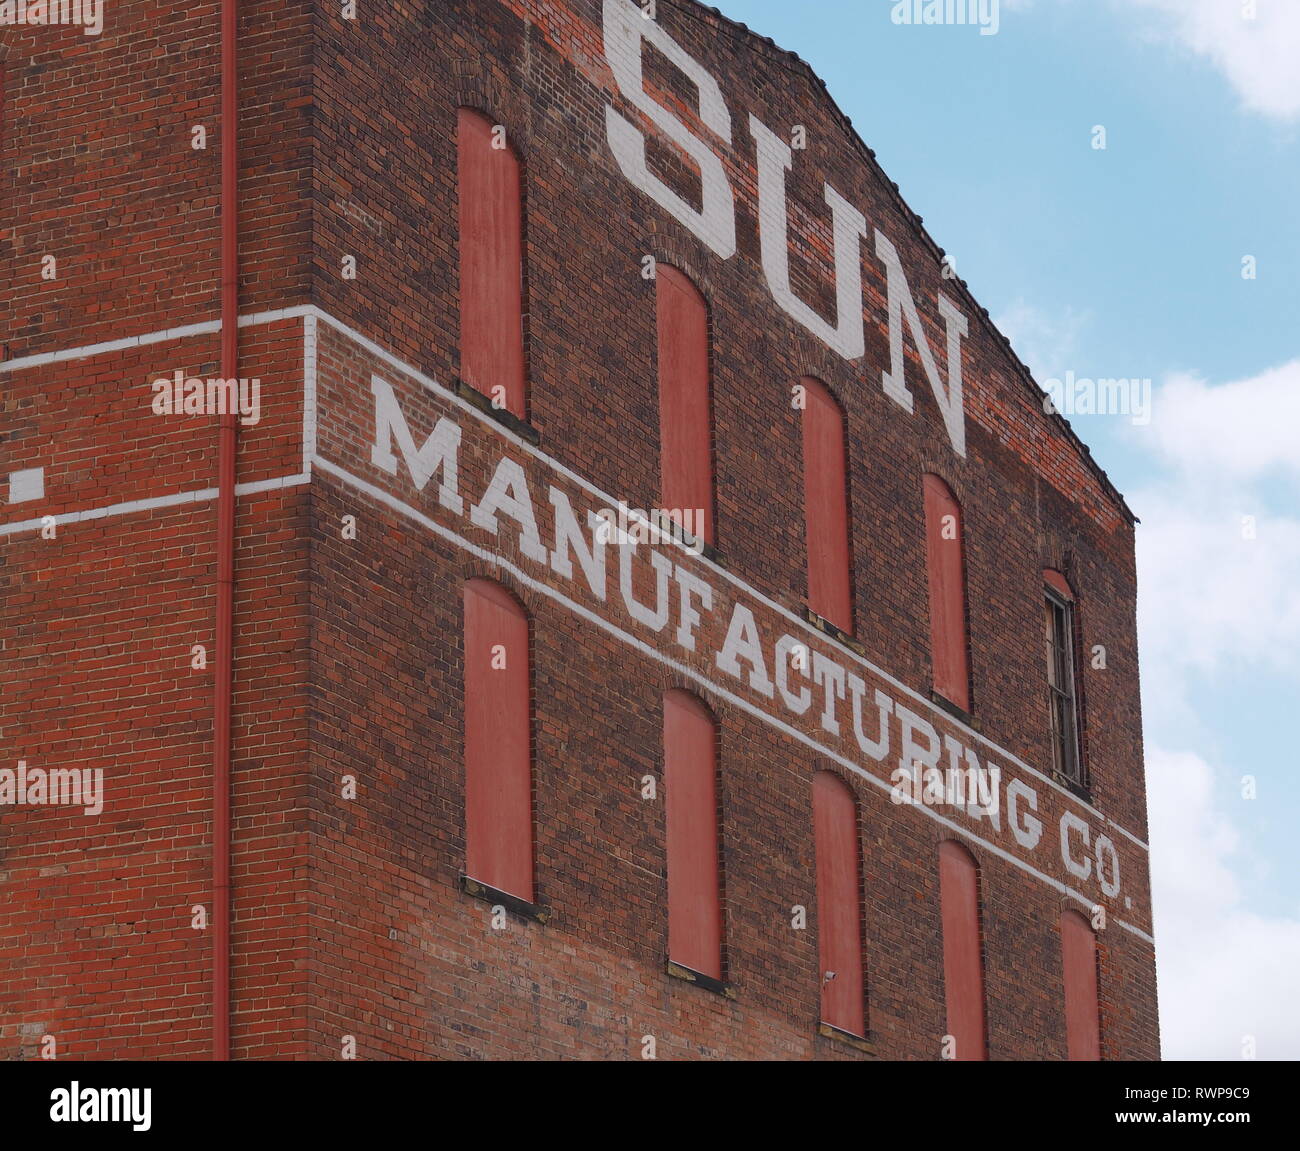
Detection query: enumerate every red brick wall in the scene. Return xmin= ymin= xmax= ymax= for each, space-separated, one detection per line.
xmin=0 ymin=320 xmax=312 ymax=1060
xmin=0 ymin=0 xmax=1158 ymax=1060
xmin=0 ymin=2 xmax=313 ymax=362
xmin=2 ymin=2 xmax=313 ymax=1061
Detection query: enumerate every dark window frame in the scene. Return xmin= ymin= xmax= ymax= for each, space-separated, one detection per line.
xmin=1044 ymin=584 xmax=1084 ymax=786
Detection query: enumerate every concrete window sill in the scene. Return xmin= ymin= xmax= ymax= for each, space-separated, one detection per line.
xmin=459 ymin=874 xmax=551 ymax=924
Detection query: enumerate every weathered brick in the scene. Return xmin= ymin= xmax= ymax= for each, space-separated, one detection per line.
xmin=0 ymin=0 xmax=1156 ymax=1061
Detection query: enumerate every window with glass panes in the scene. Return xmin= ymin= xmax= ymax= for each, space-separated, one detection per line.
xmin=1044 ymin=581 xmax=1081 ymax=784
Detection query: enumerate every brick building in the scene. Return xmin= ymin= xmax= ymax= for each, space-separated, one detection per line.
xmin=0 ymin=0 xmax=1158 ymax=1060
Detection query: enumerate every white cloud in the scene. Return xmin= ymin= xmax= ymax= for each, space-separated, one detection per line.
xmin=1135 ymin=489 xmax=1300 ymax=680
xmin=1148 ymin=745 xmax=1300 ymax=1059
xmin=1008 ymin=0 xmax=1300 ymax=121
xmin=991 ymin=298 xmax=1089 ymax=383
xmin=1131 ymin=357 xmax=1300 ymax=1058
xmin=1127 ymin=0 xmax=1300 ymax=121
xmin=977 ymin=326 xmax=1300 ymax=1055
xmin=1145 ymin=361 xmax=1300 ymax=483
xmin=1133 ymin=359 xmax=1300 ymax=682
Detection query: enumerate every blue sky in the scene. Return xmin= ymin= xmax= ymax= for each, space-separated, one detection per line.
xmin=716 ymin=0 xmax=1300 ymax=1059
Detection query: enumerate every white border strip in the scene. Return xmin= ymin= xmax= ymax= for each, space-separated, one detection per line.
xmin=0 ymin=304 xmax=314 ymax=375
xmin=1 ymin=305 xmax=317 ymax=537
xmin=0 ymin=320 xmax=220 ymax=374
xmin=303 ymin=305 xmax=1150 ymax=853
xmin=302 ymin=313 xmax=319 ymax=476
xmin=314 ymin=452 xmax=1154 ymax=946
xmin=0 ymin=474 xmax=310 ymax=538
xmin=0 ymin=304 xmax=1151 ymax=859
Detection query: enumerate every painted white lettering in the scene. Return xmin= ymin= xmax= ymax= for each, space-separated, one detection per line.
xmin=846 ymin=674 xmax=893 ymax=761
xmin=469 ymin=457 xmax=548 ymax=562
xmin=673 ymin=565 xmax=714 ymax=651
xmin=874 ymin=229 xmax=969 ymax=456
xmin=549 ymin=488 xmax=608 ymax=600
xmin=602 ymin=0 xmax=736 ymax=257
xmin=810 ymin=651 xmax=847 ymax=735
xmin=895 ymin=702 xmax=941 ymax=775
xmin=1007 ymin=778 xmax=1043 ymax=849
xmin=750 ymin=114 xmax=868 ymax=359
xmin=775 ymin=633 xmax=812 ymax=714
xmin=716 ymin=603 xmax=775 ymax=697
xmin=1095 ymin=834 xmax=1121 ymax=897
xmin=619 ymin=539 xmax=674 ymax=631
xmin=1060 ymin=811 xmax=1092 ymax=881
xmin=370 ymin=375 xmax=464 ymax=514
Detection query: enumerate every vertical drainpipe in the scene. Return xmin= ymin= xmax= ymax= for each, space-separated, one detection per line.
xmin=214 ymin=0 xmax=239 ymax=1062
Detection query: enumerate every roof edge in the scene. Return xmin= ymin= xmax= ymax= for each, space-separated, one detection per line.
xmin=671 ymin=0 xmax=1138 ymax=526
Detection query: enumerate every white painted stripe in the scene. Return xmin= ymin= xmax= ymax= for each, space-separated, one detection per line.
xmin=1107 ymin=817 xmax=1149 ymax=851
xmin=0 ymin=474 xmax=310 ymax=537
xmin=304 ymin=304 xmax=1149 ymax=850
xmin=0 ymin=320 xmax=221 ymax=374
xmin=312 ymin=453 xmax=1154 ymax=945
xmin=302 ymin=313 xmax=318 ymax=476
xmin=237 ymin=304 xmax=315 ymax=329
xmin=0 ymin=304 xmax=314 ymax=375
xmin=238 ymin=473 xmax=312 ymax=497
xmin=0 ymin=305 xmax=315 ymax=535
xmin=0 ymin=303 xmax=1151 ymax=854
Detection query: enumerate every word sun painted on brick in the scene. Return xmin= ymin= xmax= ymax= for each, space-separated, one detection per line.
xmin=602 ymin=0 xmax=970 ymax=456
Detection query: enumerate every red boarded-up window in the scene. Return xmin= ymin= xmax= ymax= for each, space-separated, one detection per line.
xmin=923 ymin=473 xmax=970 ymax=712
xmin=457 ymin=107 xmax=526 ymax=419
xmin=1061 ymin=909 xmax=1101 ymax=1060
xmin=463 ymin=578 xmax=533 ymax=902
xmin=813 ymin=771 xmax=865 ymax=1036
xmin=802 ymin=378 xmax=853 ymax=633
xmin=939 ymin=840 xmax=987 ymax=1060
xmin=656 ymin=266 xmax=714 ymax=546
xmin=664 ymin=689 xmax=722 ymax=980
